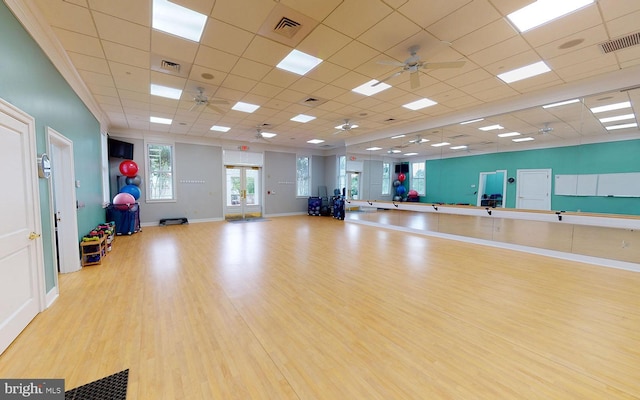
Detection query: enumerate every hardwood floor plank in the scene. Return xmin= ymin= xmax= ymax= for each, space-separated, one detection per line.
xmin=0 ymin=216 xmax=638 ymax=399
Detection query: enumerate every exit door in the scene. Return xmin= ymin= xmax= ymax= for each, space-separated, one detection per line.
xmin=225 ymin=166 xmax=262 ymax=220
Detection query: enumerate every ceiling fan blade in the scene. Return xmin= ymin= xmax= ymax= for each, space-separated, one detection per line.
xmin=188 ymin=102 xmax=201 ymax=112
xmin=423 ymin=60 xmax=466 ymax=69
xmin=206 ymin=104 xmax=225 ymax=114
xmin=376 ymin=60 xmax=405 ymax=67
xmin=209 ymin=99 xmax=229 ymax=105
xmin=410 ymin=71 xmax=420 ymax=89
xmin=373 ymin=70 xmax=404 ymax=86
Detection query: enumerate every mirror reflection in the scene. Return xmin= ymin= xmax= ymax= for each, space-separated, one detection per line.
xmin=346 ymin=88 xmax=640 ymax=216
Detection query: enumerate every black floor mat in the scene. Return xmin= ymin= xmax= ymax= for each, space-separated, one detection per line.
xmin=65 ymin=369 xmax=128 ymax=400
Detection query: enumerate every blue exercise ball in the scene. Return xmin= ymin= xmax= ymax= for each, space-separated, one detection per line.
xmin=120 ymin=184 xmax=141 ymax=200
xmin=395 ymin=185 xmax=406 ymax=196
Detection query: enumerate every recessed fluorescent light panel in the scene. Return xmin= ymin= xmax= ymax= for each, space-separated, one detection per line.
xmin=232 ymin=101 xmax=260 ymax=113
xmin=590 ymin=101 xmax=632 ymax=114
xmin=352 ymin=80 xmax=391 ymax=96
xmin=210 ymin=125 xmax=231 ymax=132
xmin=391 ymin=134 xmax=406 ymax=139
xmin=307 ymin=139 xmax=325 ymax=144
xmin=498 ymin=132 xmax=521 ymax=138
xmin=366 ymin=147 xmax=382 ymax=151
xmin=479 ymin=124 xmax=504 ymax=131
xmin=276 ymin=49 xmax=323 ymax=76
xmin=403 ymin=98 xmax=438 ymax=110
xmin=450 ymin=145 xmax=468 ymax=150
xmin=150 ymin=116 xmax=172 ymax=125
xmin=261 ymin=132 xmax=277 ymax=138
xmin=605 ymin=123 xmax=638 ymax=131
xmin=512 ymin=137 xmax=535 ymax=142
xmin=460 ymin=118 xmax=484 ymax=125
xmin=291 ymin=114 xmax=316 ymax=123
xmin=404 ymin=152 xmax=418 ymax=156
xmin=152 ymin=0 xmax=207 ymax=42
xmin=389 ymin=149 xmax=402 ymax=153
xmin=507 ymin=0 xmax=594 ymax=33
xmin=150 ymin=84 xmax=182 ymax=100
xmin=599 ymin=114 xmax=635 ymax=123
xmin=542 ymin=99 xmax=580 ymax=109
xmin=431 ymin=142 xmax=450 ymax=147
xmin=497 ymin=61 xmax=551 ymax=83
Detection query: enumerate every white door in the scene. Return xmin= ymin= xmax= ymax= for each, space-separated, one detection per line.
xmin=516 ymin=169 xmax=552 ymax=210
xmin=49 ymin=128 xmax=80 ymax=273
xmin=0 ymin=99 xmax=44 ymax=355
xmin=224 ymin=166 xmax=262 ymax=220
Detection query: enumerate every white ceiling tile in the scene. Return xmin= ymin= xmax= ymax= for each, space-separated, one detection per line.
xmin=260 ymin=68 xmax=301 ymax=88
xmin=220 ymin=74 xmax=258 ymax=92
xmin=229 ymin=59 xmax=272 ymax=81
xmin=280 ymin=0 xmax=343 ymax=21
xmin=598 ymin=0 xmax=640 ymax=21
xmin=250 ymin=82 xmax=285 ymax=98
xmin=194 ymin=46 xmax=239 ymax=73
xmin=399 ymin=0 xmax=472 ymax=29
xmin=427 ymin=0 xmax=502 ymax=42
xmin=151 ymin=31 xmax=199 ymax=64
xmin=109 ymin=62 xmax=150 ymax=93
xmin=483 ymin=49 xmax=543 ymax=76
xmin=452 ymin=19 xmax=517 ymax=56
xmin=52 ymin=27 xmax=104 ymax=58
xmin=547 ymin=45 xmax=613 ymax=71
xmin=467 ymin=35 xmax=530 ymax=67
xmin=536 ymin=25 xmax=608 ymax=61
xmin=288 ymin=78 xmax=326 ymax=95
xmin=521 ymin=5 xmax=601 ymax=48
xmin=67 ymin=52 xmax=110 ymax=74
xmin=242 ymin=36 xmax=292 ymax=67
xmin=201 ymin=18 xmax=255 ymax=56
xmin=34 ymin=0 xmax=97 ymax=35
xmin=297 ymin=24 xmax=352 ymax=60
xmin=87 ymin=0 xmax=150 ymax=26
xmin=328 ymin=40 xmax=379 ymax=70
xmin=92 ymin=12 xmax=150 ymax=50
xmin=187 ymin=65 xmax=228 ymax=87
xmin=102 ymin=41 xmax=149 ymax=69
xmin=605 ymin=10 xmax=640 ymax=38
xmin=211 ymin=0 xmax=275 ymax=32
xmin=78 ymin=70 xmax=115 ymax=87
xmin=324 ymin=0 xmax=392 ymax=39
xmin=170 ymin=0 xmax=215 ymax=16
xmin=304 ymin=61 xmax=349 ymax=84
xmin=358 ymin=12 xmax=422 ymax=52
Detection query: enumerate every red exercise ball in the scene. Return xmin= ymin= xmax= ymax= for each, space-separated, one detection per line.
xmin=119 ymin=160 xmax=139 ymax=177
xmin=113 ymin=193 xmax=135 ymax=210
xmin=398 ymin=173 xmax=406 ymax=182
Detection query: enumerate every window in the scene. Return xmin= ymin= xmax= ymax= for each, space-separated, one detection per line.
xmin=338 ymin=155 xmax=346 ymax=195
xmin=382 ymin=162 xmax=391 ymax=195
xmin=146 ymin=142 xmax=175 ymax=201
xmin=296 ymin=155 xmax=310 ymax=197
xmin=411 ymin=162 xmax=425 ymax=196
xmin=100 ymin=133 xmax=110 ymax=206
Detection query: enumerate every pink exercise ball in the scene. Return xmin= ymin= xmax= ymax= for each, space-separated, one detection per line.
xmin=113 ymin=192 xmax=135 ymax=210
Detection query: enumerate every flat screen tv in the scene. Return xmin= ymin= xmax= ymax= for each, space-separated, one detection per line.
xmin=395 ymin=163 xmax=409 ymax=173
xmin=108 ymin=138 xmax=134 ymax=159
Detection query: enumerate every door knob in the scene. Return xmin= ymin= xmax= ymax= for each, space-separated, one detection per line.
xmin=29 ymin=232 xmax=41 ymax=240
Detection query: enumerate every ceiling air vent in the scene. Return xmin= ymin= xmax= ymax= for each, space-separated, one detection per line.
xmin=273 ymin=17 xmax=301 ymax=39
xmin=448 ymin=134 xmax=470 ymax=140
xmin=160 ymin=59 xmax=181 ymax=73
xmin=299 ymin=96 xmax=328 ymax=107
xmin=383 ymin=118 xmax=397 ymax=123
xmin=599 ymin=32 xmax=640 ymax=54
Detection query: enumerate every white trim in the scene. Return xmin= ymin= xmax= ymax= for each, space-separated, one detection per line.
xmin=45 ymin=287 xmax=59 ymax=308
xmin=4 ymin=0 xmax=108 ymax=133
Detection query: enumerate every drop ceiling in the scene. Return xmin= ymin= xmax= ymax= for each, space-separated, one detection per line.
xmin=11 ymin=0 xmax=640 ymax=156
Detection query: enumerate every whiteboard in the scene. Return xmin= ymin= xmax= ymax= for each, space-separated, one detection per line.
xmin=596 ymin=172 xmax=640 ymax=197
xmin=555 ymin=174 xmax=598 ymax=196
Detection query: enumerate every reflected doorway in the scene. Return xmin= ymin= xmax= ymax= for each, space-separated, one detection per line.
xmin=477 ymin=170 xmax=506 ymax=208
xmin=225 ymin=166 xmax=262 ymax=220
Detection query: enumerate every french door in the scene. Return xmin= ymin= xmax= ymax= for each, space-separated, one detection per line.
xmin=225 ymin=166 xmax=262 ymax=220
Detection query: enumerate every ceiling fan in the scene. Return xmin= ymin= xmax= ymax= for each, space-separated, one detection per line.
xmin=333 ymin=119 xmax=359 ymax=134
xmin=538 ymin=123 xmax=554 ymax=134
xmin=252 ymin=125 xmax=274 ymax=142
xmin=375 ymin=45 xmax=466 ymax=89
xmin=189 ymin=87 xmax=228 ymax=113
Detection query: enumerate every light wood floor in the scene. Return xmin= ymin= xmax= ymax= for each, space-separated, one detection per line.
xmin=1 ymin=215 xmax=639 ymax=399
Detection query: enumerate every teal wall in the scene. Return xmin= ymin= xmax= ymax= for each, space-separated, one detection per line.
xmin=0 ymin=2 xmax=104 ymax=291
xmin=424 ymin=139 xmax=640 ymax=215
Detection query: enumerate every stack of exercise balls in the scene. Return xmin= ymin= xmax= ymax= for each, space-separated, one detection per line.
xmin=393 ymin=173 xmax=406 ymax=201
xmin=113 ymin=160 xmax=141 ymax=210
